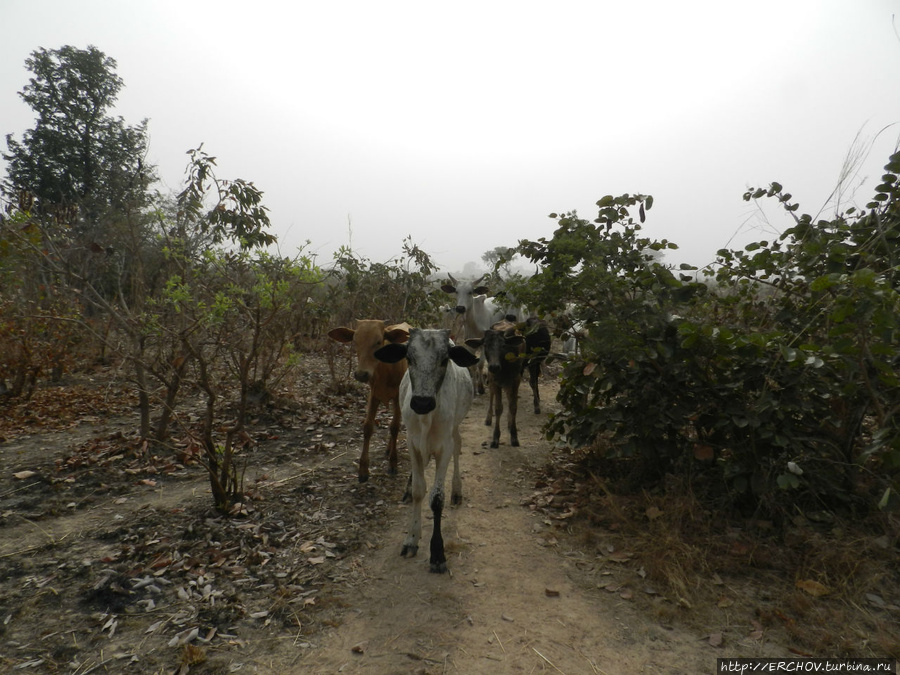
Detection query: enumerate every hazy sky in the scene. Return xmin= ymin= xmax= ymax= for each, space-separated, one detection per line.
xmin=2 ymin=1 xmax=899 ymax=274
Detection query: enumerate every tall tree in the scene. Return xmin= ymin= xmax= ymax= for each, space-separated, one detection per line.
xmin=2 ymin=45 xmax=155 ymax=236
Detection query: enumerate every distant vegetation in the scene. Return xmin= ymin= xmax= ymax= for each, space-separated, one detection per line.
xmin=2 ymin=46 xmax=899 ymax=523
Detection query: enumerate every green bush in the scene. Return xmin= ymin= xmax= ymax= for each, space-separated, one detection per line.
xmin=515 ymin=153 xmax=900 ymax=519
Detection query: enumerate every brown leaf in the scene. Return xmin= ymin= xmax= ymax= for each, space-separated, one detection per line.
xmin=693 ymin=444 xmax=714 ymax=461
xmin=583 ymin=362 xmax=597 ymax=376
xmin=606 ymin=551 xmax=633 ymax=563
xmin=708 ymin=632 xmax=724 ymax=647
xmin=13 ymin=470 xmax=36 ymax=479
xmin=544 ymin=588 xmax=560 ymax=598
xmin=619 ymin=588 xmax=633 ymax=600
xmin=796 ymin=579 xmax=830 ymax=597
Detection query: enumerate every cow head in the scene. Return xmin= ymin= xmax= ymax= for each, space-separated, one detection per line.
xmin=441 ymin=274 xmax=489 ymax=315
xmin=327 ymin=320 xmax=411 ymax=383
xmin=465 ymin=321 xmax=524 ymax=375
xmin=375 ymin=328 xmax=478 ymax=414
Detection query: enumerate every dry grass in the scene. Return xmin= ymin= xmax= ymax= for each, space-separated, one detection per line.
xmin=551 ymin=459 xmax=900 ymax=657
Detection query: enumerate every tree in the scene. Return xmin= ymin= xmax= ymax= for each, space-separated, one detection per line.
xmin=2 ymin=45 xmax=155 ymax=238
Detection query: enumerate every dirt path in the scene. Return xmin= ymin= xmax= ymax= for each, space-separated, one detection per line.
xmin=0 ymin=370 xmax=726 ymax=674
xmin=293 ymin=382 xmax=713 ymax=674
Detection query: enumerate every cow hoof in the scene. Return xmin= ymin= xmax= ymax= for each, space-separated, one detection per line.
xmin=451 ymin=493 xmax=462 ymax=507
xmin=490 ymin=441 xmax=499 ymax=449
xmin=511 ymin=439 xmax=520 ymax=447
xmin=401 ymin=490 xmax=412 ymax=504
xmin=430 ymin=561 xmax=448 ymax=574
xmin=401 ymin=544 xmax=418 ymax=558
xmin=534 ymin=408 xmax=541 ymax=414
xmin=358 ymin=475 xmax=369 ymax=484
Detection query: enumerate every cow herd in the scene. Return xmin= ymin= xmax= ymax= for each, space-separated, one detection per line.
xmin=327 ymin=275 xmax=552 ymax=574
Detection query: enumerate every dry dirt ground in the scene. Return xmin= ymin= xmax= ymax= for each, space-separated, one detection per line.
xmin=0 ymin=353 xmax=894 ymax=674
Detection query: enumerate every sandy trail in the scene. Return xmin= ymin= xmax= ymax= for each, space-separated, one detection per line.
xmin=294 ymin=380 xmax=712 ymax=674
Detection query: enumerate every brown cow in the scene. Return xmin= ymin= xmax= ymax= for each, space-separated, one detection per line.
xmin=327 ymin=320 xmax=411 ymax=482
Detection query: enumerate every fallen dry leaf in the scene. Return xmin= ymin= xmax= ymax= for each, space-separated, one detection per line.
xmin=606 ymin=551 xmax=633 ymax=563
xmin=13 ymin=470 xmax=37 ymax=479
xmin=544 ymin=588 xmax=560 ymax=598
xmin=796 ymin=579 xmax=830 ymax=597
xmin=645 ymin=506 xmax=663 ymax=521
xmin=693 ymin=444 xmax=715 ymax=461
xmin=708 ymin=632 xmax=724 ymax=647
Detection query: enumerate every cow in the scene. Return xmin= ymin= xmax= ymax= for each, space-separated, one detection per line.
xmin=326 ymin=320 xmax=411 ymax=483
xmin=466 ymin=320 xmax=525 ymax=448
xmin=374 ymin=328 xmax=478 ymax=573
xmin=441 ymin=275 xmax=505 ymax=395
xmin=441 ymin=274 xmax=505 ymax=340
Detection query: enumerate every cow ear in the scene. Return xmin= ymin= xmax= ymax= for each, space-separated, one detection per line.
xmin=441 ymin=284 xmax=456 ymax=294
xmin=327 ymin=327 xmax=355 ymax=343
xmin=449 ymin=345 xmax=480 ymax=368
xmin=473 ymin=286 xmax=490 ymax=295
xmin=464 ymin=338 xmax=483 ymax=350
xmin=374 ymin=342 xmax=408 ymax=364
xmin=384 ymin=327 xmax=410 ymax=344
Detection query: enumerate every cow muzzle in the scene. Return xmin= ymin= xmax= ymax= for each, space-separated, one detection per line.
xmin=353 ymin=371 xmax=371 ymax=384
xmin=455 ymin=306 xmax=466 ymax=314
xmin=410 ymin=396 xmax=436 ymax=414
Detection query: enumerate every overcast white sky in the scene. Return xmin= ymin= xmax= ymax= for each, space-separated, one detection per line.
xmin=2 ymin=1 xmax=899 ymax=274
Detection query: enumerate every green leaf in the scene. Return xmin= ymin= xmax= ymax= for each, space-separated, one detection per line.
xmin=809 ymin=274 xmax=838 ymax=292
xmin=777 ymin=473 xmax=800 ymax=490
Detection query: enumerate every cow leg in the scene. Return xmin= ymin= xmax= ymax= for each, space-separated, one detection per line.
xmin=402 ymin=443 xmax=426 ymax=559
xmin=529 ymin=361 xmax=541 ymax=414
xmin=508 ymin=382 xmax=520 ymax=448
xmin=469 ymin=362 xmax=485 ymax=396
xmin=401 ymin=473 xmax=412 ymax=503
xmin=450 ymin=426 xmax=463 ymax=506
xmin=484 ymin=372 xmax=493 ymax=426
xmin=490 ymin=382 xmax=503 ymax=448
xmin=387 ymin=397 xmax=401 ymax=476
xmin=429 ymin=438 xmax=456 ymax=573
xmin=429 ymin=485 xmax=446 ymax=573
xmin=359 ymin=394 xmax=379 ymax=483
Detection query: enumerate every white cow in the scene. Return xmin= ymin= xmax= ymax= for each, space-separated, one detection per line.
xmin=374 ymin=328 xmax=478 ymax=573
xmin=441 ymin=275 xmax=505 ymax=394
xmin=441 ymin=274 xmax=505 ymax=341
